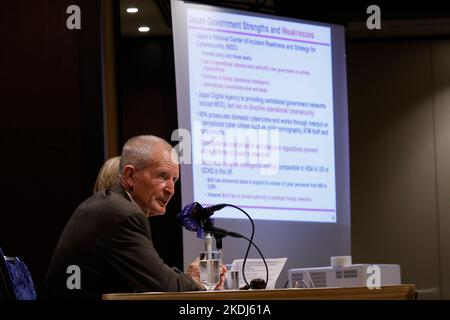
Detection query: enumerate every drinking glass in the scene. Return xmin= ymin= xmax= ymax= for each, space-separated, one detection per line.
xmin=199 ymin=251 xmax=221 ymax=291
xmin=224 ymin=264 xmax=239 ymax=290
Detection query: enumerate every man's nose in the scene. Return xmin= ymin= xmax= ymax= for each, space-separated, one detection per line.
xmin=165 ymin=179 xmax=175 ymax=195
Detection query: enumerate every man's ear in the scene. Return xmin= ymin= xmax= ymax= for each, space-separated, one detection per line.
xmin=122 ymin=165 xmax=136 ymax=189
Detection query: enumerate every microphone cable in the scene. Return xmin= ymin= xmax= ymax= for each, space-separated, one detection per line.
xmin=239 ymin=233 xmax=268 ymax=289
xmin=223 ymin=204 xmax=268 ymax=289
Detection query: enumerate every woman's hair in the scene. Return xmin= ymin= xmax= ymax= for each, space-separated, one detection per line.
xmin=93 ymin=156 xmax=120 ymax=193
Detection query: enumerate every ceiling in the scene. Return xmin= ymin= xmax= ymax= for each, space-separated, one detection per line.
xmin=119 ymin=0 xmax=450 ymax=39
xmin=120 ymin=0 xmax=172 ymax=36
xmin=119 ymin=0 xmax=276 ymax=37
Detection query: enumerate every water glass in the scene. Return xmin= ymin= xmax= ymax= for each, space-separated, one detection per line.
xmin=224 ymin=264 xmax=239 ymax=290
xmin=199 ymin=251 xmax=221 ymax=291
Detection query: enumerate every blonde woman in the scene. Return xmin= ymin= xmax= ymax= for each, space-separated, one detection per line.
xmin=93 ymin=156 xmax=120 ymax=192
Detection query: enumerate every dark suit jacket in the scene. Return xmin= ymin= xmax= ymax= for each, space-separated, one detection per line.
xmin=42 ymin=184 xmax=201 ymax=299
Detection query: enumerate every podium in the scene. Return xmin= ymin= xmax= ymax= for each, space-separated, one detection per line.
xmin=102 ymin=284 xmax=415 ymax=300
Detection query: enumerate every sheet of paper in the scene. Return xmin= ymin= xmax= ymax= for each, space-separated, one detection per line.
xmin=231 ymin=258 xmax=287 ymax=289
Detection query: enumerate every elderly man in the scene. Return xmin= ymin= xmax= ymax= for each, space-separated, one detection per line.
xmin=43 ymin=135 xmax=223 ymax=299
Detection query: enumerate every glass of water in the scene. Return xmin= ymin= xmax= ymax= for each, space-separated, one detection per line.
xmin=199 ymin=251 xmax=221 ymax=291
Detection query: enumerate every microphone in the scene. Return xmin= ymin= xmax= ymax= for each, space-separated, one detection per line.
xmin=176 ymin=202 xmax=226 ymax=238
xmin=178 ymin=203 xmax=268 ymax=289
xmin=210 ymin=226 xmax=243 ymax=239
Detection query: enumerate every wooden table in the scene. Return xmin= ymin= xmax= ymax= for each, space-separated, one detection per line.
xmin=103 ymin=284 xmax=415 ymax=300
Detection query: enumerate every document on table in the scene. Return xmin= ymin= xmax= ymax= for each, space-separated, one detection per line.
xmin=231 ymin=258 xmax=287 ymax=289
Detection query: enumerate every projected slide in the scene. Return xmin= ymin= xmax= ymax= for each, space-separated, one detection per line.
xmin=184 ymin=8 xmax=337 ymax=223
xmin=173 ymin=1 xmax=350 ymax=281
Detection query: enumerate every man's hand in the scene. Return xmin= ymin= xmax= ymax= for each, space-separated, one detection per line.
xmin=186 ymin=257 xmax=202 ymax=288
xmin=214 ymin=264 xmax=227 ymax=290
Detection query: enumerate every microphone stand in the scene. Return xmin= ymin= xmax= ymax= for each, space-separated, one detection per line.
xmin=202 ymin=218 xmax=217 ymax=261
xmin=214 ymin=232 xmax=224 ymax=264
xmin=204 ymin=233 xmax=212 ymax=260
xmin=204 ymin=223 xmax=226 ymax=264
xmin=210 ymin=227 xmax=239 ymax=266
xmin=204 ymin=232 xmax=224 ymax=263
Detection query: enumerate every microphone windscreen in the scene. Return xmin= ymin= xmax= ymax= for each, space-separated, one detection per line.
xmin=176 ymin=202 xmax=207 ymax=238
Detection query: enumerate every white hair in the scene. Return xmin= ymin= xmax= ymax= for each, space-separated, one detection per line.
xmin=118 ymin=135 xmax=172 ymax=179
